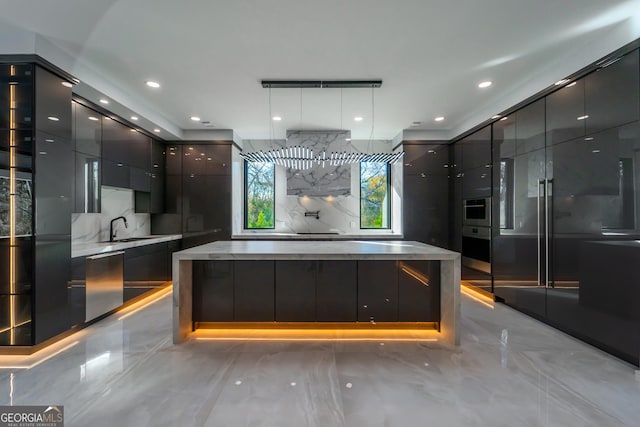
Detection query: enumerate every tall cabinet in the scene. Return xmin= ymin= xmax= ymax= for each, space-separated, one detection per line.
xmin=0 ymin=62 xmax=74 ymax=346
xmin=492 ymin=49 xmax=640 ymax=365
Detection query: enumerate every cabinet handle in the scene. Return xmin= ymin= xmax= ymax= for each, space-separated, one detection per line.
xmin=538 ymin=179 xmax=544 ymax=287
xmin=545 ymin=179 xmax=553 ymax=289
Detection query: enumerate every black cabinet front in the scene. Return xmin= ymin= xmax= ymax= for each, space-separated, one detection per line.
xmin=316 ymin=260 xmax=358 ymax=321
xmin=234 ymin=260 xmax=275 ymax=321
xmin=358 ymin=261 xmax=398 ymax=322
xmin=275 ymin=260 xmax=316 ymax=321
xmin=193 ymin=261 xmax=234 ymax=322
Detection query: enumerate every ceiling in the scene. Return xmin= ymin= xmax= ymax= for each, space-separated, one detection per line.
xmin=1 ymin=0 xmax=640 ymax=141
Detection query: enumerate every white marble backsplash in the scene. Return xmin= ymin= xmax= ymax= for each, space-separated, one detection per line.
xmin=233 ymin=138 xmax=403 ymax=236
xmin=72 ymin=186 xmax=150 ymax=243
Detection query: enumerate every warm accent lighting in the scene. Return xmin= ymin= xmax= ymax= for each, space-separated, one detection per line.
xmin=117 ymin=286 xmax=172 ymax=321
xmin=461 ymin=283 xmax=494 ymax=309
xmin=9 ymin=65 xmax=17 ymax=345
xmin=399 ymin=263 xmax=429 ymax=286
xmin=145 ymin=80 xmax=160 ymax=88
xmin=478 ymin=81 xmax=493 ymax=88
xmin=192 ymin=323 xmax=439 ymax=342
xmin=0 ymin=341 xmax=80 ymax=370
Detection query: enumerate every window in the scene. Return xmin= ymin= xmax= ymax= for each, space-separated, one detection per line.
xmin=245 ymin=161 xmax=275 ymax=229
xmin=360 ymin=162 xmax=390 ymax=228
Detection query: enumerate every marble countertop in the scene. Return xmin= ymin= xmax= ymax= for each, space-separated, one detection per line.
xmin=73 ymin=234 xmax=182 ymax=258
xmin=174 ymin=240 xmax=459 ymax=261
xmin=232 ymin=232 xmax=404 ymax=240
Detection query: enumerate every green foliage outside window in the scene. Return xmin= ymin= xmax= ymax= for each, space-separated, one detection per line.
xmin=245 ymin=161 xmax=275 ymax=229
xmin=360 ymin=162 xmax=390 ymax=228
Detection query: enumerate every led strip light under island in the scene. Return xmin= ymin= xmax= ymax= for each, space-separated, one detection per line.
xmin=172 ymin=240 xmax=460 ymax=345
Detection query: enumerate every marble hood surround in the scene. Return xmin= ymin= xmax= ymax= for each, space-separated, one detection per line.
xmin=285 ymin=130 xmax=351 ymax=197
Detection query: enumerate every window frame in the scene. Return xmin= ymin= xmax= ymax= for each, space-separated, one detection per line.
xmin=244 ymin=160 xmax=276 ymax=230
xmin=359 ymin=161 xmax=391 ymax=229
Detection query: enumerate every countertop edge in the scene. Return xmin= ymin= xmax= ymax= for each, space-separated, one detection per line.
xmin=72 ymin=234 xmax=183 ymax=258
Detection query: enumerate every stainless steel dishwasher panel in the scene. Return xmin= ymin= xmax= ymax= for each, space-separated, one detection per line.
xmin=86 ymin=251 xmax=124 ymax=322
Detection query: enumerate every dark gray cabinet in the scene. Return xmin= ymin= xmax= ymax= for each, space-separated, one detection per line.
xmin=398 ymin=260 xmax=440 ymax=322
xmin=275 ymin=260 xmax=358 ymax=322
xmin=102 ymin=159 xmax=130 ymax=189
xmin=516 ymin=99 xmax=545 ymax=155
xmin=316 ymin=260 xmax=357 ymax=321
xmin=358 ymin=261 xmax=398 ymax=322
xmin=275 ymin=260 xmax=316 ymax=321
xmin=129 ymin=167 xmax=150 ymax=192
xmin=234 ymin=260 xmax=275 ymax=321
xmin=74 ymin=152 xmax=101 ymax=213
xmin=450 ymin=143 xmax=463 ymax=252
xmin=182 ymin=174 xmax=231 ymax=247
xmin=35 ymin=66 xmax=72 ymax=139
xmin=193 ymin=261 xmax=234 ymax=322
xmin=585 ymin=49 xmax=639 ymax=135
xmin=182 ymin=144 xmax=230 ymax=176
xmin=546 ymin=78 xmax=585 ymax=145
xmin=73 ymin=103 xmax=101 ymax=156
xmin=403 ymin=144 xmax=449 ymax=248
xmin=150 ymin=141 xmax=165 ymax=213
xmin=461 ymin=126 xmax=491 ymax=171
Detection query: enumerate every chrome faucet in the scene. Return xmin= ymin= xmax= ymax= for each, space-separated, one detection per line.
xmin=109 ymin=216 xmax=128 ymax=242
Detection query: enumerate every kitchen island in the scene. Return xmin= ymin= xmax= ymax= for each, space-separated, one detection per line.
xmin=173 ymin=240 xmax=460 ymax=345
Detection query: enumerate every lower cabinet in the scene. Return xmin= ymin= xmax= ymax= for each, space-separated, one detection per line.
xmin=124 ymin=242 xmax=171 ymax=301
xmin=275 ymin=260 xmax=316 ymax=321
xmin=398 ymin=260 xmax=440 ymax=322
xmin=358 ymin=261 xmax=398 ymax=322
xmin=234 ymin=260 xmax=275 ymax=321
xmin=193 ymin=261 xmax=234 ymax=321
xmin=191 ymin=259 xmax=439 ymax=323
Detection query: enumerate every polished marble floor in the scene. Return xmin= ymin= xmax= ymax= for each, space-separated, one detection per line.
xmin=1 ymin=291 xmax=639 ymax=427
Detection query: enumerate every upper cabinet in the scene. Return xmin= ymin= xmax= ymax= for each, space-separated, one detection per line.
xmin=73 ymin=102 xmax=101 ymax=156
xmin=546 ymin=78 xmax=585 ymax=145
xmin=402 ymin=143 xmax=449 ymax=176
xmin=34 ymin=66 xmax=72 ymax=140
xmin=516 ymin=99 xmax=545 ymax=155
xmin=182 ymin=144 xmax=230 ymax=176
xmin=585 ymin=50 xmax=640 ymax=135
xmin=460 ymin=125 xmax=491 ymax=171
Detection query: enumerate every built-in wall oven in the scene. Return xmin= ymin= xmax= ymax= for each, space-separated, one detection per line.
xmin=462 ymin=198 xmax=491 ymax=274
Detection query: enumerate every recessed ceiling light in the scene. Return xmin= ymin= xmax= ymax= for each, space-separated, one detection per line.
xmin=354 ymin=116 xmax=363 ymax=122
xmin=145 ymin=80 xmax=160 ymax=88
xmin=99 ymin=99 xmax=109 ymax=104
xmin=345 ymin=138 xmax=351 ymax=141
xmin=478 ymin=81 xmax=493 ymax=88
xmin=88 ymin=116 xmax=99 ymax=121
xmin=435 ymin=116 xmax=445 ymax=122
xmin=47 ymin=116 xmax=59 ymax=121
xmin=566 ymin=82 xmax=577 ymax=88
xmin=411 ymin=121 xmax=421 ymax=126
xmin=190 ymin=116 xmax=201 ymax=122
xmin=491 ymin=115 xmax=502 ymax=120
xmin=131 ymin=116 xmax=139 ymax=121
xmin=555 ymin=79 xmax=570 ymax=86
xmin=272 ymin=116 xmax=282 ymax=121
xmin=154 ymin=128 xmax=161 ymax=133
xmin=500 ymin=116 xmax=508 ymax=121
xmin=61 ymin=82 xmax=73 ymax=88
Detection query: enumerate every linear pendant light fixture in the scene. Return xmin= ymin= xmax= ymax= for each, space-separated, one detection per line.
xmin=240 ymin=79 xmax=403 ymax=170
xmin=261 ymin=80 xmax=382 ymax=88
xmin=239 ymin=148 xmax=404 ymax=170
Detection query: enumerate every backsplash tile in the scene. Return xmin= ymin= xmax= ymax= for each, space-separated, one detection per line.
xmin=72 ymin=186 xmax=150 ymax=243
